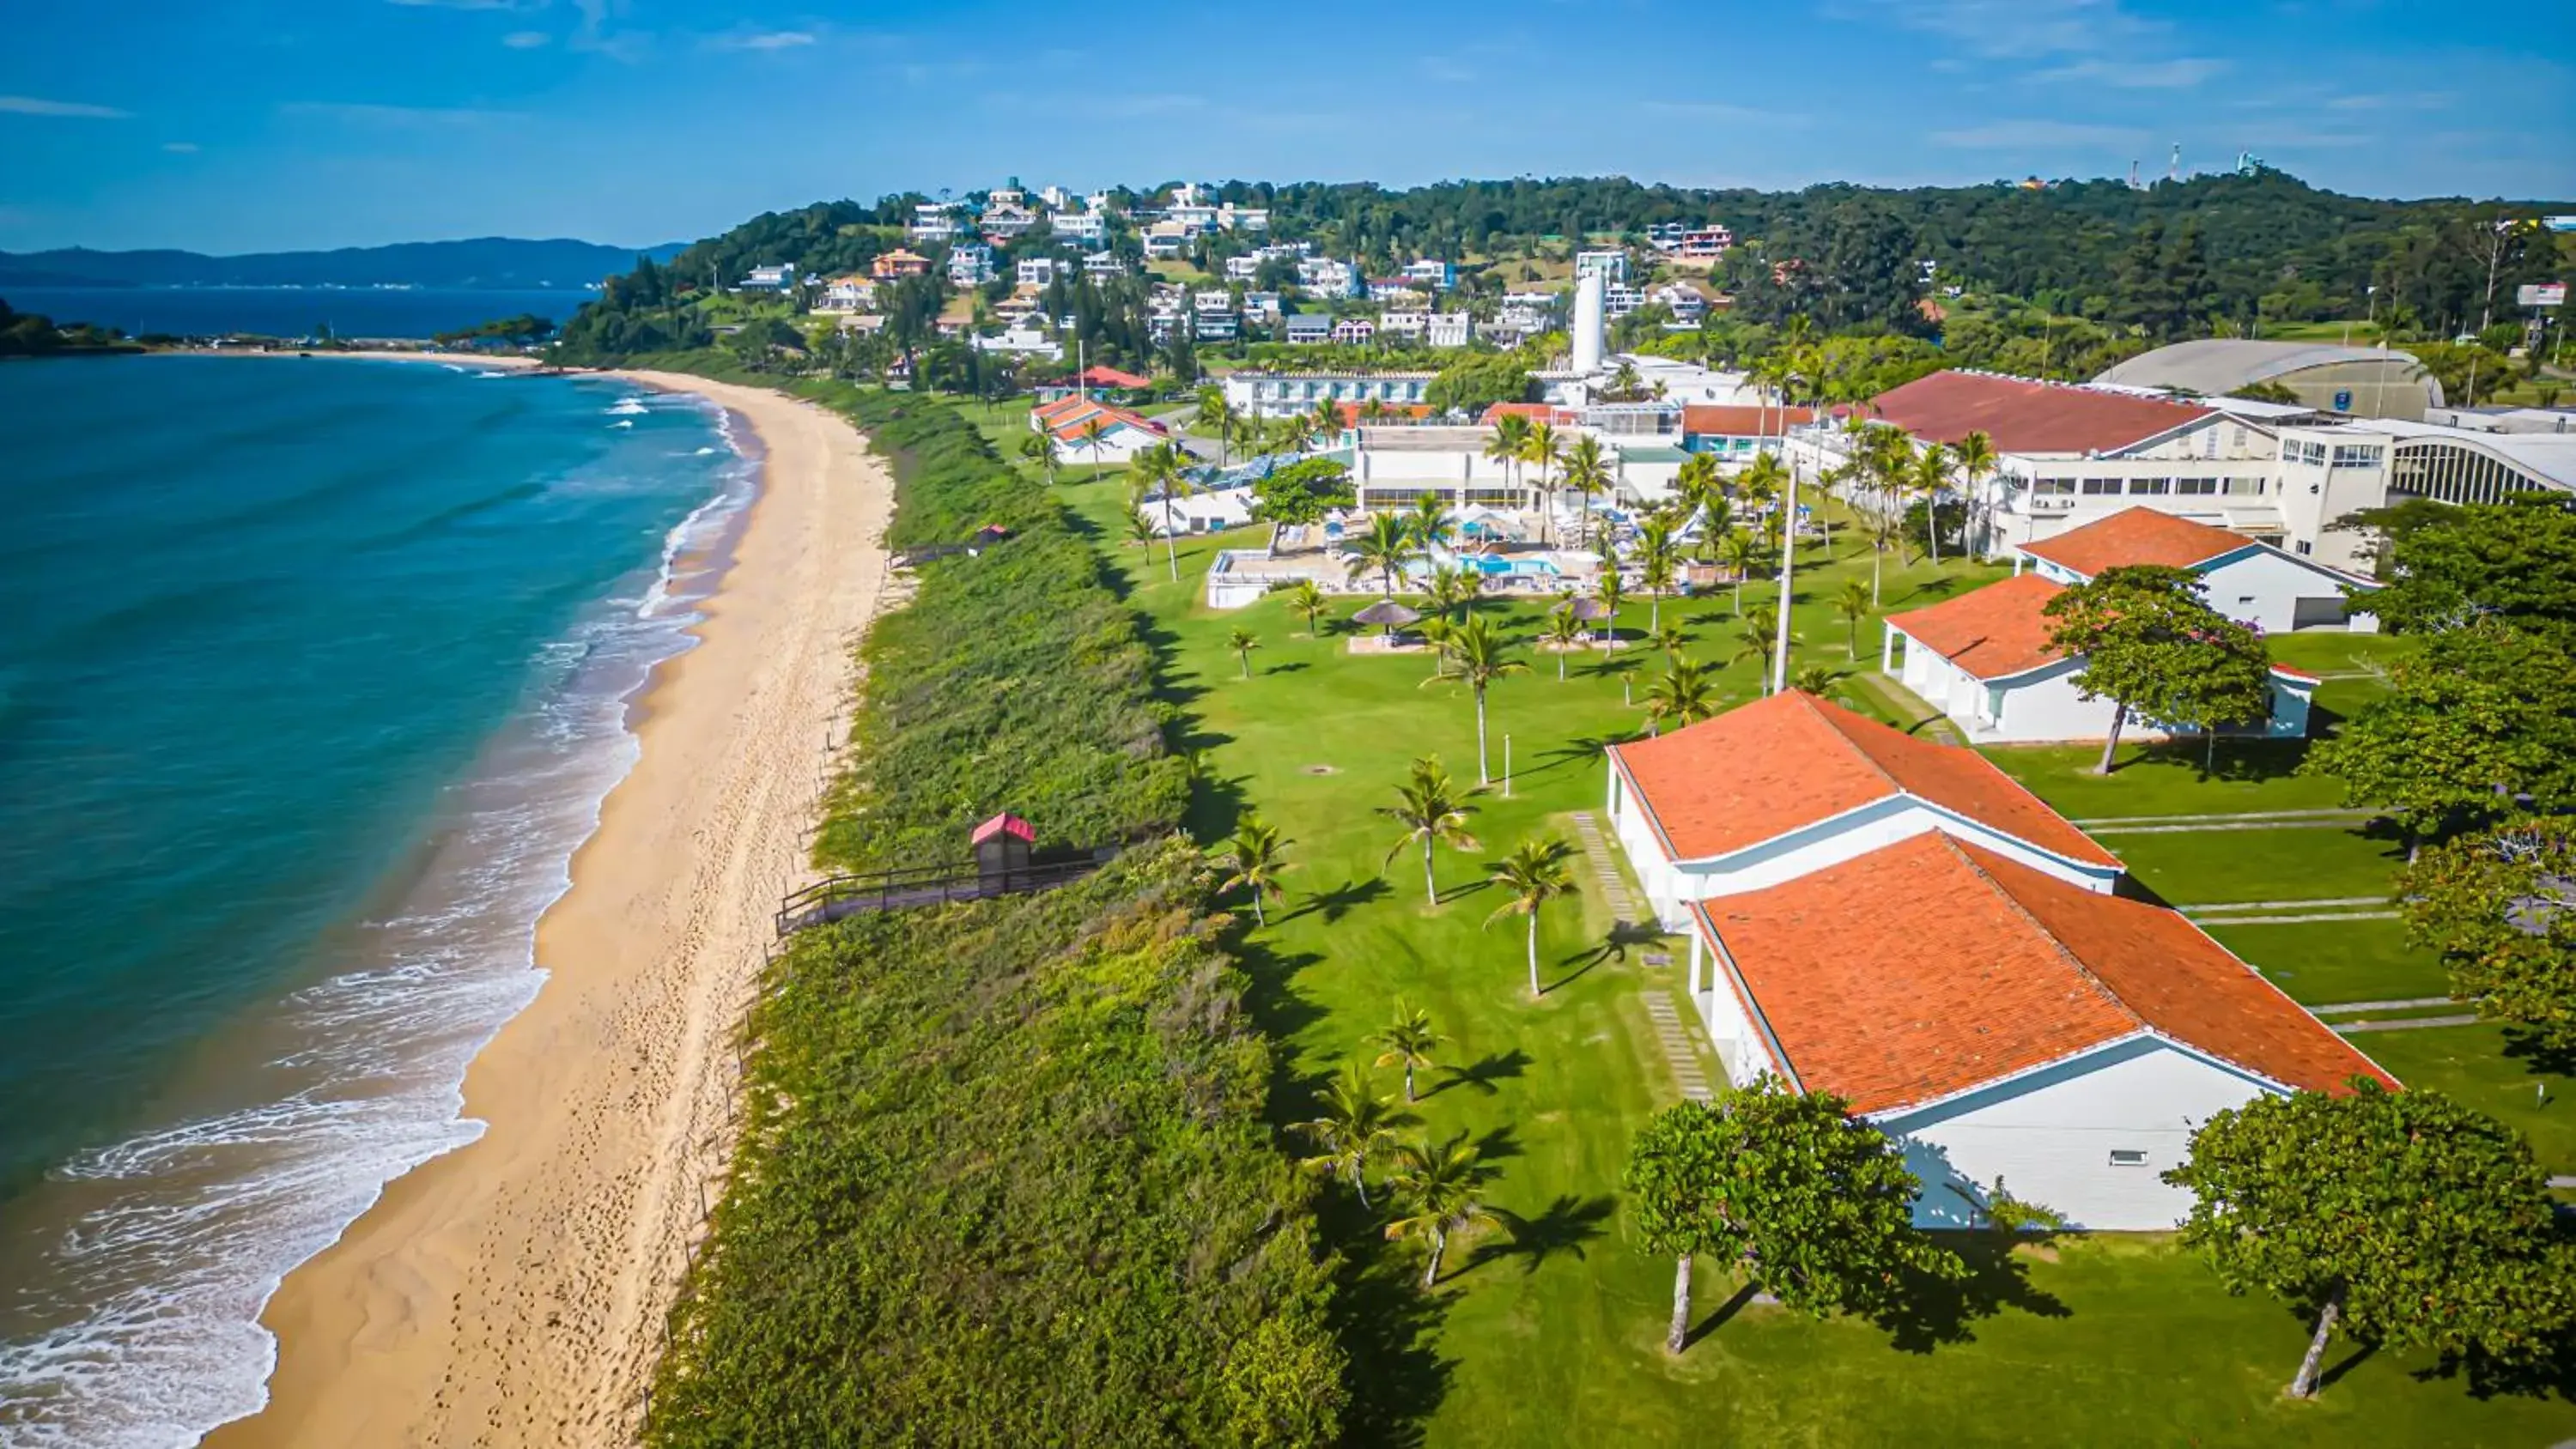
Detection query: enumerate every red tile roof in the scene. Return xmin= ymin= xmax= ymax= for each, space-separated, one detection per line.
xmin=1681 ymin=404 xmax=1816 ymax=437
xmin=1076 ymin=365 xmax=1151 ymax=390
xmin=1696 ymin=834 xmax=2396 ymax=1113
xmin=1866 ymin=371 xmax=2214 ymax=456
xmin=2017 ymin=507 xmax=2254 ymax=578
xmin=1334 ymin=402 xmax=1434 ymax=427
xmin=972 ymin=812 xmax=1035 ymax=845
xmin=1609 ymin=690 xmax=2117 ymax=868
xmin=1884 ymin=573 xmax=2069 ymax=681
xmin=1033 ymin=397 xmax=1163 ymax=444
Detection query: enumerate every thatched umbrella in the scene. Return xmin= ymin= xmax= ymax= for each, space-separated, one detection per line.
xmin=1567 ymin=596 xmax=1611 ymax=646
xmin=1352 ymin=598 xmax=1422 ymax=640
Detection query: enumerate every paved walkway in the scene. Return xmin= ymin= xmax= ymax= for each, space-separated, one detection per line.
xmin=2078 ymin=809 xmax=2380 ymax=836
xmin=1570 ymin=811 xmax=1644 ymax=923
xmin=2180 ymin=895 xmax=2397 ymax=925
xmin=1642 ymin=990 xmax=1714 ymax=1103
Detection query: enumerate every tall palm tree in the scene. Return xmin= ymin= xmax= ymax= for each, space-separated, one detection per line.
xmin=1136 ymin=444 xmax=1194 ymax=582
xmin=1230 ymin=413 xmax=1262 ymax=464
xmin=1486 ymin=413 xmax=1533 ymax=506
xmin=1645 ymin=621 xmax=1689 ymax=657
xmin=1836 ymin=579 xmax=1874 ymax=658
xmin=1523 ymin=421 xmax=1564 ymax=544
xmin=1282 ymin=578 xmax=1327 ymax=636
xmin=1227 ymin=625 xmax=1261 ymax=679
xmin=1194 ymin=385 xmax=1230 ymax=464
xmin=1297 ymin=1062 xmax=1413 ymax=1209
xmin=1018 ymin=429 xmax=1060 ymax=485
xmin=1213 ymin=814 xmax=1291 ymax=925
xmin=1642 ymin=657 xmax=1718 ymax=737
xmin=1346 ymin=512 xmax=1416 ymax=597
xmin=1793 ymin=663 xmax=1839 ymax=696
xmin=1432 ymin=615 xmax=1528 ymax=785
xmin=1541 ymin=602 xmax=1585 ymax=681
xmin=1081 ymin=416 xmax=1109 ymax=476
xmin=1634 ymin=516 xmax=1680 ymax=634
xmin=1734 ymin=603 xmax=1780 ymax=682
xmin=1384 ymin=1133 xmax=1497 ymax=1287
xmin=1595 ymin=572 xmax=1625 ymax=648
xmin=1717 ymin=529 xmax=1759 ymax=615
xmin=1952 ymin=428 xmax=1998 ymax=555
xmin=1310 ymin=395 xmax=1341 ymax=440
xmin=1561 ymin=433 xmax=1611 ymax=549
xmin=1407 ymin=493 xmax=1459 ymax=555
xmin=1280 ymin=413 xmax=1318 ymax=454
xmin=1371 ymin=1002 xmax=1443 ymax=1104
xmin=1739 ymin=452 xmax=1789 ymax=549
xmin=1486 ymin=836 xmax=1576 ymax=997
xmin=1912 ymin=441 xmax=1952 ymax=566
xmin=1380 ymin=757 xmax=1479 ymax=906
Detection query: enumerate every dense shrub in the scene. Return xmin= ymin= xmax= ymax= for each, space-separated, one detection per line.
xmin=642 ymin=385 xmax=1341 ymax=1447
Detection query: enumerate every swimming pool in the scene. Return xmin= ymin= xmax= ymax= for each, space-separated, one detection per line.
xmin=1467 ymin=555 xmax=1561 ymax=578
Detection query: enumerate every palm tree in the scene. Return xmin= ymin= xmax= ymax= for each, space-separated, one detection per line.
xmin=1486 ymin=836 xmax=1576 ymax=997
xmin=1646 ymin=621 xmax=1688 ymax=657
xmin=1835 ymin=579 xmax=1873 ymax=658
xmin=1541 ymin=602 xmax=1585 ymax=680
xmin=1384 ymin=1134 xmax=1497 ymax=1287
xmin=1407 ymin=493 xmax=1458 ymax=555
xmin=1297 ymin=1062 xmax=1413 ymax=1209
xmin=1953 ymin=429 xmax=1997 ymax=556
xmin=1642 ymin=657 xmax=1718 ymax=737
xmin=1213 ymin=814 xmax=1291 ymax=925
xmin=1018 ymin=429 xmax=1060 ymax=485
xmin=1793 ymin=663 xmax=1839 ymax=696
xmin=1346 ymin=512 xmax=1416 ymax=597
xmin=1371 ymin=1002 xmax=1444 ymax=1104
xmin=1135 ymin=444 xmax=1194 ymax=582
xmin=1081 ymin=416 xmax=1109 ymax=476
xmin=1561 ymin=433 xmax=1611 ymax=549
xmin=1195 ymin=385 xmax=1231 ymax=464
xmin=1717 ymin=529 xmax=1759 ymax=615
xmin=1635 ymin=516 xmax=1680 ymax=634
xmin=1230 ymin=413 xmax=1262 ymax=464
xmin=1523 ymin=421 xmax=1564 ymax=543
xmin=1309 ymin=395 xmax=1342 ymax=440
xmin=1595 ymin=572 xmax=1625 ymax=648
xmin=1380 ymin=757 xmax=1479 ymax=907
xmin=1433 ymin=615 xmax=1528 ymax=785
xmin=1734 ymin=603 xmax=1780 ymax=681
xmin=1486 ymin=413 xmax=1533 ymax=506
xmin=1739 ymin=452 xmax=1789 ymax=549
xmin=1227 ymin=626 xmax=1261 ymax=679
xmin=1124 ymin=512 xmax=1157 ymax=550
xmin=1912 ymin=442 xmax=1951 ymax=566
xmin=1280 ymin=413 xmax=1318 ymax=454
xmin=1282 ymin=578 xmax=1327 ymax=636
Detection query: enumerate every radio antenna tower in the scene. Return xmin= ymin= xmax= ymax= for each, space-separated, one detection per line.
xmin=2129 ymin=160 xmax=2142 ymax=191
xmin=2167 ymin=143 xmax=2182 ymax=182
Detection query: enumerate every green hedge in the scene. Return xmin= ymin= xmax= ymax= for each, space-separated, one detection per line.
xmin=641 ymin=389 xmax=1342 ymax=1447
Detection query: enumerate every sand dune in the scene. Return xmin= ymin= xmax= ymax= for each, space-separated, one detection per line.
xmin=205 ymin=372 xmax=893 ymax=1447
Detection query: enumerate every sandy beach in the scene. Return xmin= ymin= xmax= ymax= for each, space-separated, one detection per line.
xmin=203 ymin=367 xmax=894 ymax=1447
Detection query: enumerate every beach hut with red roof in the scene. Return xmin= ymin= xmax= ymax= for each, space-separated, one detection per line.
xmin=972 ymin=812 xmax=1035 ymax=878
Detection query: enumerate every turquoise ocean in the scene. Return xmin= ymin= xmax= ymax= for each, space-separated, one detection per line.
xmin=0 ymin=356 xmax=751 ymax=1445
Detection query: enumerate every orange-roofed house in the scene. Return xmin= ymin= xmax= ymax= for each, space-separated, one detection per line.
xmin=1880 ymin=568 xmax=2320 ymax=743
xmin=871 ymin=248 xmax=932 ymax=280
xmin=1682 ymin=833 xmax=2395 ymax=1229
xmin=1603 ymin=690 xmax=2124 ymax=927
xmin=2010 ymin=505 xmax=2379 ymax=634
xmin=1029 ymin=395 xmax=1170 ymax=464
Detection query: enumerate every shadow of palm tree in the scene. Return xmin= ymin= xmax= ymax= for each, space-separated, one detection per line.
xmin=1277 ymin=874 xmax=1391 ymax=926
xmin=1424 ymin=1048 xmax=1532 ymax=1100
xmin=1471 ymin=1122 xmax=1524 ymax=1166
xmin=1467 ymin=1193 xmax=1617 ymax=1277
xmin=1565 ymin=921 xmax=1668 ymax=979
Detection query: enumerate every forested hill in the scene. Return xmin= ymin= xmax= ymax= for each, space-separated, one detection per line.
xmin=0 ymin=236 xmax=690 ymax=290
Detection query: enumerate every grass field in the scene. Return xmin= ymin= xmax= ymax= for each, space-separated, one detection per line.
xmin=1030 ymin=465 xmax=2576 ymax=1446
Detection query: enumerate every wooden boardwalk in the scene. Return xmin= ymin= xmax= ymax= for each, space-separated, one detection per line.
xmin=775 ymin=857 xmax=1107 ymax=935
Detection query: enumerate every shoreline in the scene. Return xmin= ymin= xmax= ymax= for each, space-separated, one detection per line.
xmin=203 ymin=365 xmax=894 ymax=1446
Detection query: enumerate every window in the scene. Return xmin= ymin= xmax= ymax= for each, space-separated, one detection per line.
xmin=2295 ymin=541 xmax=2314 ymax=555
xmin=2225 ymin=477 xmax=2266 ymax=496
xmin=2108 ymin=1149 xmax=2150 ymax=1167
xmin=2033 ymin=476 xmax=2076 ymax=496
xmin=2080 ymin=477 xmax=2121 ymax=496
xmin=2330 ymin=444 xmax=2385 ymax=469
xmin=2129 ymin=477 xmax=2172 ymax=495
xmin=2175 ymin=476 xmax=2219 ymax=496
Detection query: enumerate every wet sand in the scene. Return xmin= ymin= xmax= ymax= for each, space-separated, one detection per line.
xmin=204 ymin=371 xmax=892 ymax=1447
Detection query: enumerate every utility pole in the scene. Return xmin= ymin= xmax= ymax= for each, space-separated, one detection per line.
xmin=1770 ymin=467 xmax=1798 ymax=697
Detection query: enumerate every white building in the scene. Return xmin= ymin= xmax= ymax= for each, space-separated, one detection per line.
xmin=818 ymin=276 xmax=876 ymax=312
xmin=1224 ymin=255 xmax=1264 ymax=282
xmin=948 ymin=245 xmax=996 ymax=287
xmin=1575 ymin=249 xmax=1629 ymax=282
xmin=1144 ymin=221 xmax=1193 ymax=258
xmin=909 ymin=203 xmax=961 ymax=242
xmin=1607 ymin=690 xmax=2392 ymax=1231
xmin=1330 ymin=318 xmax=1376 ymax=346
xmin=973 ymin=324 xmax=1063 ymax=361
xmin=1083 ymin=252 xmax=1129 ymax=280
xmin=2009 ymin=506 xmax=2380 ymax=634
xmin=1426 ymin=312 xmax=1473 ymax=348
xmin=738 ymin=264 xmax=794 ymax=291
xmin=1881 ymin=573 xmax=2320 ymax=746
xmin=1217 ymin=203 xmax=1270 ymax=232
xmin=1343 ymin=427 xmax=1531 ymax=512
xmin=1016 ymin=256 xmax=1062 ymax=288
xmin=1378 ymin=310 xmax=1427 ymax=340
xmin=1401 ymin=258 xmax=1456 ymax=288
xmin=1298 ymin=258 xmax=1363 ymax=298
xmin=1223 ymin=370 xmax=1434 ymax=418
xmin=1137 ymin=483 xmax=1255 ymax=536
xmin=1054 ymin=210 xmax=1109 ymax=246
xmin=1283 ymin=313 xmax=1334 ymax=345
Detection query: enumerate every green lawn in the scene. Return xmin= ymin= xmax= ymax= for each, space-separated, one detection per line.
xmin=1042 ymin=470 xmax=2576 ymax=1446
xmin=2265 ymin=630 xmax=2414 ymax=675
xmin=2099 ymin=824 xmax=2408 ymax=906
xmin=2202 ymin=918 xmax=2450 ymax=1007
xmin=2353 ymin=1024 xmax=2574 ymax=1176
xmin=1984 ymin=742 xmax=2348 ymax=820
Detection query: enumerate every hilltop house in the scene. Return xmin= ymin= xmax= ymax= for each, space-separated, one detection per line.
xmin=1607 ymin=691 xmax=2393 ymax=1230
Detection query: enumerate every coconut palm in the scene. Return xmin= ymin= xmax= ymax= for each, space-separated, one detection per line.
xmin=1952 ymin=428 xmax=1997 ymax=556
xmin=1541 ymin=602 xmax=1586 ymax=680
xmin=1280 ymin=578 xmax=1327 ymax=636
xmin=1431 ymin=615 xmax=1528 ymax=785
xmin=1408 ymin=493 xmax=1459 ymax=555
xmin=1380 ymin=757 xmax=1480 ymax=906
xmin=1346 ymin=512 xmax=1416 ymax=597
xmin=1136 ymin=444 xmax=1196 ymax=583
xmin=1309 ymin=396 xmax=1342 ymax=439
xmin=1371 ymin=1002 xmax=1444 ymax=1104
xmin=1296 ymin=1061 xmax=1413 ymax=1209
xmin=1835 ymin=579 xmax=1873 ymax=658
xmin=1018 ymin=429 xmax=1060 ymax=484
xmin=1486 ymin=413 xmax=1532 ymax=503
xmin=1595 ymin=572 xmax=1625 ymax=648
xmin=1646 ymin=621 xmax=1689 ymax=657
xmin=1635 ymin=516 xmax=1680 ymax=634
xmin=1739 ymin=452 xmax=1789 ymax=548
xmin=1486 ymin=836 xmax=1576 ymax=997
xmin=1911 ymin=441 xmax=1951 ymax=565
xmin=1230 ymin=414 xmax=1262 ymax=463
xmin=1642 ymin=657 xmax=1718 ymax=737
xmin=1561 ymin=433 xmax=1612 ymax=549
xmin=1081 ymin=415 xmax=1109 ymax=476
xmin=1523 ymin=421 xmax=1564 ymax=543
xmin=1733 ymin=603 xmax=1782 ymax=682
xmin=1384 ymin=1133 xmax=1498 ymax=1287
xmin=1793 ymin=663 xmax=1838 ymax=697
xmin=1212 ymin=813 xmax=1291 ymax=925
xmin=1125 ymin=511 xmax=1157 ymax=549
xmin=1227 ymin=626 xmax=1260 ymax=679
xmin=1717 ymin=529 xmax=1760 ymax=615
xmin=1194 ymin=385 xmax=1231 ymax=463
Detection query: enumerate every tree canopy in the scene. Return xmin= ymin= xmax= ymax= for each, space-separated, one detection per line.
xmin=2041 ymin=565 xmax=2274 ymax=774
xmin=2356 ymin=500 xmax=2576 ymax=640
xmin=2398 ymin=825 xmax=2576 ymax=1052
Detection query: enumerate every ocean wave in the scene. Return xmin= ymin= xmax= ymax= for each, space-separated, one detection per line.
xmin=605 ymin=398 xmax=649 ymax=417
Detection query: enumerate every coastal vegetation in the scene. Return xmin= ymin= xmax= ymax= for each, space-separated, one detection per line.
xmin=0 ymin=296 xmax=138 ymax=356
xmin=642 ymin=390 xmax=1342 ymax=1446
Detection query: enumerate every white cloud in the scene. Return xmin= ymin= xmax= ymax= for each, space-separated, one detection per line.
xmin=162 ymin=141 xmax=200 ymax=153
xmin=1931 ymin=118 xmax=2150 ymax=149
xmin=2030 ymin=56 xmax=2226 ymax=88
xmin=502 ymin=30 xmax=550 ymax=47
xmin=707 ymin=27 xmax=817 ymax=52
xmin=0 ymin=95 xmax=131 ymax=118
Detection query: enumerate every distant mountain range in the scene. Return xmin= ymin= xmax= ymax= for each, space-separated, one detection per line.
xmin=0 ymin=237 xmax=692 ymax=291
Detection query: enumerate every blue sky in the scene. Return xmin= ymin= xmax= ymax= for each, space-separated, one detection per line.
xmin=3 ymin=0 xmax=2569 ymax=254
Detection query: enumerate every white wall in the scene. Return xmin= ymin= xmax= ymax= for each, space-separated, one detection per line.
xmin=2194 ymin=549 xmax=2374 ymax=634
xmin=1892 ymin=634 xmax=2312 ymax=743
xmin=1880 ymin=1040 xmax=2278 ymax=1231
